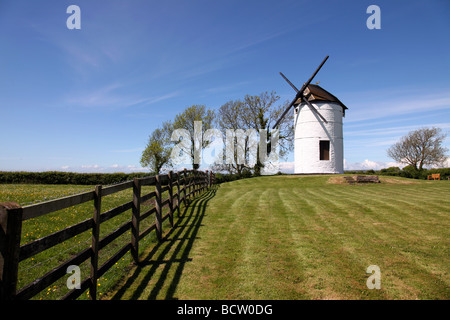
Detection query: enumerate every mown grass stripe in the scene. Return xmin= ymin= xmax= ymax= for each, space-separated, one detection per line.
xmin=3 ymin=176 xmax=449 ymax=300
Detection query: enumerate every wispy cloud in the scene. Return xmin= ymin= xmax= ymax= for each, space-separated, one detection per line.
xmin=204 ymin=81 xmax=250 ymax=94
xmin=140 ymin=91 xmax=181 ymax=106
xmin=226 ymin=29 xmax=289 ymax=55
xmin=70 ymin=164 xmax=148 ymax=173
xmin=66 ymin=83 xmax=123 ymax=108
xmin=81 ymin=164 xmax=101 ymax=169
xmin=346 ymin=91 xmax=450 ymax=123
xmin=344 ymin=159 xmax=404 ymax=171
xmin=346 ymin=122 xmax=450 ymax=138
xmin=111 ymin=148 xmax=143 ymax=153
xmin=177 ymin=22 xmax=311 ymax=82
xmin=66 ymin=83 xmax=180 ymax=109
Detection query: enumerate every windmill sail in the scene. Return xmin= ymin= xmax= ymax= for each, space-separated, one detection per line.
xmin=273 ymin=55 xmax=329 ymax=129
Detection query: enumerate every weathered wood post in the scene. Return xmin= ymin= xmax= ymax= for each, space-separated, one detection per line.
xmin=187 ymin=170 xmax=192 ymax=200
xmin=193 ymin=169 xmax=197 ymax=197
xmin=176 ymin=172 xmax=181 ymax=216
xmin=168 ymin=171 xmax=174 ymax=227
xmin=90 ymin=185 xmax=102 ymax=300
xmin=200 ymin=171 xmax=204 ymax=192
xmin=155 ymin=175 xmax=162 ymax=242
xmin=0 ymin=202 xmax=23 ymax=300
xmin=191 ymin=170 xmax=195 ymax=199
xmin=203 ymin=171 xmax=206 ymax=191
xmin=131 ymin=178 xmax=141 ymax=264
xmin=183 ymin=169 xmax=188 ymax=205
xmin=198 ymin=170 xmax=201 ymax=194
xmin=197 ymin=170 xmax=200 ymax=194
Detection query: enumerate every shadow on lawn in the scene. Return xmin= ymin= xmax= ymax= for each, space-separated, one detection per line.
xmin=110 ymin=185 xmax=219 ymax=300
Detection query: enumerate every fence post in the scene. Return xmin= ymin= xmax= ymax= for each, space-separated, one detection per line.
xmin=187 ymin=170 xmax=191 ymax=200
xmin=90 ymin=185 xmax=102 ymax=300
xmin=0 ymin=202 xmax=23 ymax=300
xmin=183 ymin=169 xmax=188 ymax=205
xmin=155 ymin=175 xmax=162 ymax=242
xmin=195 ymin=170 xmax=199 ymax=196
xmin=192 ymin=170 xmax=195 ymax=198
xmin=196 ymin=170 xmax=199 ymax=195
xmin=201 ymin=171 xmax=205 ymax=192
xmin=200 ymin=171 xmax=205 ymax=193
xmin=202 ymin=171 xmax=205 ymax=191
xmin=203 ymin=171 xmax=205 ymax=191
xmin=176 ymin=172 xmax=181 ymax=217
xmin=190 ymin=170 xmax=194 ymax=199
xmin=131 ymin=178 xmax=141 ymax=264
xmin=168 ymin=171 xmax=174 ymax=227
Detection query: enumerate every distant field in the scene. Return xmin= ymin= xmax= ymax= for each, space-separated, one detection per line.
xmin=1 ymin=175 xmax=449 ymax=300
xmin=108 ymin=175 xmax=450 ymax=300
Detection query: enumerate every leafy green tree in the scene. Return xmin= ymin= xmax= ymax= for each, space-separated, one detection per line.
xmin=140 ymin=121 xmax=173 ymax=174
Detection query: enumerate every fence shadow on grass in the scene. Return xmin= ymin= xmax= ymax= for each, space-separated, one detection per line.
xmin=110 ymin=185 xmax=218 ymax=300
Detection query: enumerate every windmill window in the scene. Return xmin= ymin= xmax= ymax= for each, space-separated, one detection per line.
xmin=320 ymin=140 xmax=330 ymax=160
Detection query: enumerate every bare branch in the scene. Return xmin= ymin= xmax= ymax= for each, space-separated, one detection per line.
xmin=387 ymin=127 xmax=448 ymax=171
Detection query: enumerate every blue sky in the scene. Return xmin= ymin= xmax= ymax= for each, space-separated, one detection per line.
xmin=0 ymin=0 xmax=449 ymax=173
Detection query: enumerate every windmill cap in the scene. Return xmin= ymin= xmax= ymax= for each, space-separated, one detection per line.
xmin=295 ymin=84 xmax=348 ymax=112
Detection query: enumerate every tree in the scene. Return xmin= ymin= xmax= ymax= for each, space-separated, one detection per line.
xmin=387 ymin=127 xmax=448 ymax=172
xmin=140 ymin=121 xmax=173 ymax=174
xmin=217 ymin=91 xmax=294 ymax=175
xmin=217 ymin=99 xmax=247 ymax=174
xmin=171 ymin=105 xmax=216 ymax=169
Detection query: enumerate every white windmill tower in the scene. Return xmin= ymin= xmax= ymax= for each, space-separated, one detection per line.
xmin=273 ymin=56 xmax=348 ymax=174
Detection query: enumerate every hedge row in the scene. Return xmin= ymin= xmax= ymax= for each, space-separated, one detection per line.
xmin=3 ymin=167 xmax=447 ymax=186
xmin=0 ymin=171 xmax=154 ymax=185
xmin=214 ymin=172 xmax=250 ymax=184
xmin=213 ymin=170 xmax=284 ymax=184
xmin=345 ymin=166 xmax=450 ymax=180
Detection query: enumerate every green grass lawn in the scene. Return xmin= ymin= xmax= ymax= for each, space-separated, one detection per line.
xmin=107 ymin=175 xmax=449 ymax=300
xmin=1 ymin=175 xmax=449 ymax=300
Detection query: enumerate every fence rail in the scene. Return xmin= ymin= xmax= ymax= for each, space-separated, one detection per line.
xmin=0 ymin=169 xmax=216 ymax=300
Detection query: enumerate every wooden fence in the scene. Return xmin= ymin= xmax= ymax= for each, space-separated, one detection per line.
xmin=0 ymin=169 xmax=215 ymax=300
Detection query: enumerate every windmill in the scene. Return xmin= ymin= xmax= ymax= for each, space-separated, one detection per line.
xmin=273 ymin=56 xmax=348 ymax=174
